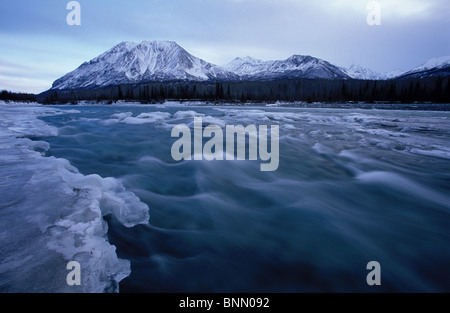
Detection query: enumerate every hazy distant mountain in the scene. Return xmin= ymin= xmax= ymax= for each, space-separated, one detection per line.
xmin=52 ymin=41 xmax=239 ymax=90
xmin=341 ymin=57 xmax=450 ymax=80
xmin=222 ymin=56 xmax=266 ymax=77
xmin=341 ymin=65 xmax=409 ymax=80
xmin=341 ymin=64 xmax=384 ymax=80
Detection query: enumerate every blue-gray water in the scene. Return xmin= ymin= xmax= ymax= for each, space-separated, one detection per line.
xmin=39 ymin=104 xmax=450 ymax=292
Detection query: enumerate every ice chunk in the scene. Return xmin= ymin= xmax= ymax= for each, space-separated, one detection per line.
xmin=108 ymin=111 xmax=172 ymax=125
xmin=110 ymin=112 xmax=133 ymax=120
xmin=173 ymin=110 xmax=204 ymax=119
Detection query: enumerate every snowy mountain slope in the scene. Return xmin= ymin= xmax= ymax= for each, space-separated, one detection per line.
xmin=398 ymin=56 xmax=450 ymax=79
xmin=52 ymin=41 xmax=239 ymax=90
xmin=224 ymin=55 xmax=350 ymax=80
xmin=383 ymin=69 xmax=406 ymax=79
xmin=340 ymin=58 xmax=450 ymax=80
xmin=341 ymin=64 xmax=385 ymax=80
xmin=409 ymin=56 xmax=450 ymax=73
xmin=340 ymin=65 xmax=410 ymax=80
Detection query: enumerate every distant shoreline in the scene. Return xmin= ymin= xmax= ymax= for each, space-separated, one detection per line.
xmin=46 ymin=99 xmax=450 ymax=112
xmin=2 ymin=99 xmax=449 ymax=112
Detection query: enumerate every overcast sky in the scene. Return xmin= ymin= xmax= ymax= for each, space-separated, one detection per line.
xmin=0 ymin=0 xmax=449 ymax=93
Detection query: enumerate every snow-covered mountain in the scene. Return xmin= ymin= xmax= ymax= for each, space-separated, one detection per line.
xmin=223 ymin=56 xmax=266 ymax=77
xmin=50 ymin=40 xmax=450 ymax=91
xmin=224 ymin=55 xmax=350 ymax=80
xmin=341 ymin=65 xmax=384 ymax=80
xmin=52 ymin=42 xmax=350 ymax=90
xmin=340 ymin=65 xmax=409 ymax=80
xmin=398 ymin=56 xmax=450 ymax=79
xmin=52 ymin=41 xmax=239 ymax=90
xmin=340 ymin=57 xmax=450 ymax=80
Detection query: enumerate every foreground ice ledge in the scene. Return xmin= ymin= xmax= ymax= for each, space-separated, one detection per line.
xmin=0 ymin=104 xmax=150 ymax=293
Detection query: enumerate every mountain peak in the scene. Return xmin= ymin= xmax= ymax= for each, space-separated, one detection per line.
xmin=138 ymin=40 xmax=179 ymax=49
xmin=115 ymin=41 xmax=135 ymax=47
xmin=287 ymin=54 xmax=311 ymax=60
xmin=342 ymin=64 xmax=385 ymax=80
xmin=222 ymin=53 xmax=349 ymax=80
xmin=52 ymin=40 xmax=238 ymax=89
xmin=286 ymin=55 xmax=320 ymax=66
xmin=115 ymin=40 xmax=177 ymax=46
xmin=241 ymin=56 xmax=263 ymax=63
xmin=228 ymin=56 xmax=263 ymax=64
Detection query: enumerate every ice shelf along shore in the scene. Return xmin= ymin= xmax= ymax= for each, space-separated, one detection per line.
xmin=0 ymin=103 xmax=150 ymax=293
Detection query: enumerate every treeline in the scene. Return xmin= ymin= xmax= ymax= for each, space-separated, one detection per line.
xmin=1 ymin=90 xmax=37 ymax=102
xmin=38 ymin=76 xmax=450 ymax=104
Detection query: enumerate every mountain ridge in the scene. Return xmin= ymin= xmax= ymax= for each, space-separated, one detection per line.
xmin=223 ymin=54 xmax=350 ymax=80
xmin=50 ymin=41 xmax=450 ymax=91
